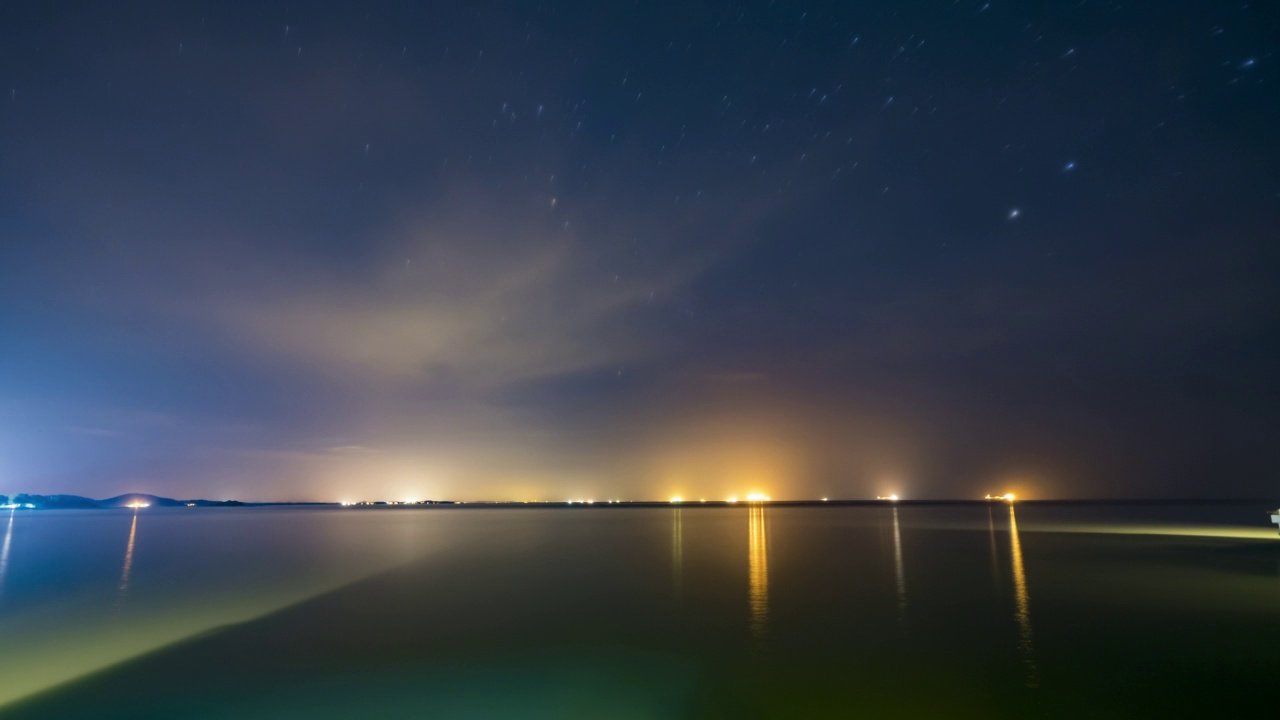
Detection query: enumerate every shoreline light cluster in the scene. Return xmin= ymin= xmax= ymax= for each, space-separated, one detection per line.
xmin=321 ymin=492 xmax=1039 ymax=507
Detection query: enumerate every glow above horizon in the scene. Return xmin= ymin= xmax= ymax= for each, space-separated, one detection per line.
xmin=0 ymin=1 xmax=1273 ymax=504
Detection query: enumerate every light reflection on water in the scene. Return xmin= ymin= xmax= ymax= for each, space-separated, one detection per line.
xmin=1027 ymin=523 xmax=1279 ymax=540
xmin=987 ymin=505 xmax=1001 ymax=582
xmin=671 ymin=507 xmax=683 ymax=597
xmin=0 ymin=510 xmax=13 ymax=603
xmin=3 ymin=504 xmax=1280 ymax=717
xmin=1008 ymin=504 xmax=1038 ymax=688
xmin=892 ymin=506 xmax=906 ymax=619
xmin=0 ymin=508 xmax=442 ymax=708
xmin=116 ymin=514 xmax=139 ymax=605
xmin=748 ymin=504 xmax=768 ymax=639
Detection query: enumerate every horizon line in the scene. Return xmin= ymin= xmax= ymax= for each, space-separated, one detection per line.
xmin=5 ymin=493 xmax=1278 ymax=508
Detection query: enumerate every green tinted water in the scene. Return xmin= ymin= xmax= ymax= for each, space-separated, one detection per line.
xmin=1 ymin=504 xmax=1276 ymax=718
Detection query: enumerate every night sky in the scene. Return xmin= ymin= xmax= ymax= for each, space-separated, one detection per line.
xmin=1 ymin=1 xmax=1277 ymax=501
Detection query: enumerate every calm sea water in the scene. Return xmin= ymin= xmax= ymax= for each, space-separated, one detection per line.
xmin=0 ymin=503 xmax=1277 ymax=718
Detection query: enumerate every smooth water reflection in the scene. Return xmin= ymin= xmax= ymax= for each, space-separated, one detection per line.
xmin=1008 ymin=505 xmax=1037 ymax=688
xmin=4 ymin=504 xmax=1280 ymax=718
xmin=748 ymin=504 xmax=768 ymax=639
xmin=116 ymin=514 xmax=138 ymax=604
xmin=0 ymin=510 xmax=13 ymax=602
xmin=671 ymin=508 xmax=683 ymax=597
xmin=987 ymin=505 xmax=1000 ymax=582
xmin=0 ymin=508 xmax=442 ymax=708
xmin=891 ymin=506 xmax=906 ymax=619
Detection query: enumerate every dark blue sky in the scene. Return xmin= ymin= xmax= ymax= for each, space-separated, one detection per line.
xmin=1 ymin=0 xmax=1277 ymax=501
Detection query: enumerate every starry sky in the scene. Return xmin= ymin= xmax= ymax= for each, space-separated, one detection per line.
xmin=1 ymin=0 xmax=1277 ymax=501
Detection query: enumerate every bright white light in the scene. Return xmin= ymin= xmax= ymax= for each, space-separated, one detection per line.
xmin=1003 ymin=493 xmax=1016 ymax=502
xmin=586 ymin=500 xmax=594 ymax=504
xmin=889 ymin=494 xmax=899 ymax=502
xmin=821 ymin=497 xmax=829 ymax=501
xmin=726 ymin=497 xmax=738 ymax=503
xmin=669 ymin=497 xmax=683 ymax=503
xmin=746 ymin=493 xmax=770 ymax=503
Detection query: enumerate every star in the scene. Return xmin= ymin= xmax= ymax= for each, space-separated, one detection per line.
xmin=1008 ymin=208 xmax=1021 ymax=220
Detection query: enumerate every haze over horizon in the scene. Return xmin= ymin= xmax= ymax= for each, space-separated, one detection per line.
xmin=2 ymin=1 xmax=1277 ymax=503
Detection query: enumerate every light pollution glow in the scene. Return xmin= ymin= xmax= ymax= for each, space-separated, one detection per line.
xmin=3 ymin=0 xmax=1274 ymax=508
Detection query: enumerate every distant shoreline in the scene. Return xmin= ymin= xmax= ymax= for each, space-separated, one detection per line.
xmin=4 ymin=496 xmax=1276 ymax=510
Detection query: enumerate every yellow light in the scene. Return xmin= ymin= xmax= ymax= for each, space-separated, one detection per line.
xmin=126 ymin=502 xmax=150 ymax=509
xmin=748 ymin=502 xmax=768 ymax=638
xmin=889 ymin=494 xmax=899 ymax=502
xmin=586 ymin=500 xmax=594 ymax=504
xmin=726 ymin=497 xmax=738 ymax=503
xmin=1004 ymin=493 xmax=1016 ymax=502
xmin=669 ymin=497 xmax=683 ymax=503
xmin=821 ymin=497 xmax=829 ymax=501
xmin=746 ymin=493 xmax=770 ymax=503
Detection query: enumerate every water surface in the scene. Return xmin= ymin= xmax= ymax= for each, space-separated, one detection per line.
xmin=1 ymin=503 xmax=1277 ymax=718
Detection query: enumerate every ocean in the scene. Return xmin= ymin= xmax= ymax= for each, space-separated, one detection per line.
xmin=0 ymin=502 xmax=1276 ymax=718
